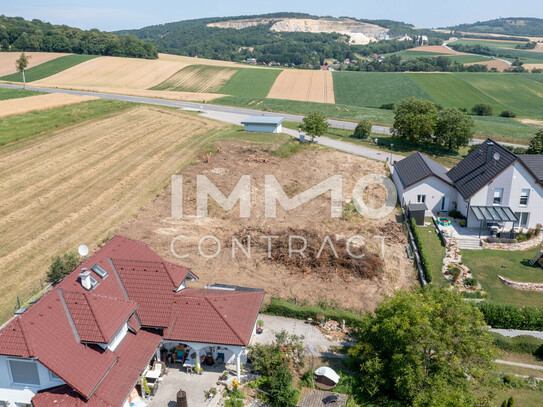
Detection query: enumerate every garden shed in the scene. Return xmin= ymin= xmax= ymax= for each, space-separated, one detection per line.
xmin=408 ymin=203 xmax=427 ymax=226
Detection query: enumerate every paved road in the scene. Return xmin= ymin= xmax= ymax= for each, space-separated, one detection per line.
xmin=494 ymin=359 xmax=543 ymax=371
xmin=0 ymin=83 xmax=526 ymax=149
xmin=490 ymin=328 xmax=543 ymax=340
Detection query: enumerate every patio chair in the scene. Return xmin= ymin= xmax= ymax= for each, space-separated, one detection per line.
xmin=153 ymin=361 xmax=166 ymax=376
xmin=173 ymin=348 xmax=184 ymax=364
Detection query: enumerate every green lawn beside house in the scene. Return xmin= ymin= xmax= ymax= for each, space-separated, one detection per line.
xmin=417 ymin=221 xmax=449 ymax=288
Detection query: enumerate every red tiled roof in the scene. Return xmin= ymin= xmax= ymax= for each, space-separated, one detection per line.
xmin=164 ymin=288 xmax=264 ymax=346
xmin=127 ymin=314 xmax=141 ymax=333
xmin=111 ymin=259 xmax=177 ymax=328
xmin=0 ymin=318 xmax=32 ymax=358
xmin=32 ymin=385 xmax=110 ymax=407
xmin=62 ymin=291 xmax=137 ymax=343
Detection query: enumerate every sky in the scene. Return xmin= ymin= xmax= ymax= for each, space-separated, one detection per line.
xmin=1 ymin=0 xmax=542 ymax=32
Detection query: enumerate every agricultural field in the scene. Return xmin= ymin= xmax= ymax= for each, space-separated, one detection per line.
xmin=0 ymin=87 xmax=44 ymax=101
xmin=151 ymin=65 xmax=238 ymax=93
xmin=0 ymin=54 xmax=98 ymax=83
xmin=0 ymin=103 xmax=228 ymax=323
xmin=452 ymin=38 xmax=543 ymax=64
xmin=267 ymin=69 xmax=335 ymax=103
xmin=218 ymin=68 xmax=282 ymax=98
xmin=0 ymin=93 xmax=98 ymax=119
xmin=0 ymin=52 xmax=70 ymax=77
xmin=333 ymin=72 xmax=433 ymax=108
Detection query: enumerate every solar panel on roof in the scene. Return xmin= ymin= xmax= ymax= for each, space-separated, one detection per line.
xmin=91 ymin=264 xmax=108 ymax=279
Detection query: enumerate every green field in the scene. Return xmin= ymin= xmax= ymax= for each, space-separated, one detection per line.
xmin=0 ymin=99 xmax=134 ymax=146
xmin=462 ymin=247 xmax=543 ymax=307
xmin=333 ymin=72 xmax=433 ymax=108
xmin=218 ymin=68 xmax=281 ymax=98
xmin=0 ymin=54 xmax=98 ymax=83
xmin=407 ymin=73 xmax=508 ymax=112
xmin=0 ymin=87 xmax=44 ymax=100
xmin=391 ymin=50 xmax=447 ymax=59
xmin=445 ymin=55 xmax=490 ymax=63
xmin=451 ymin=39 xmax=543 ymax=63
xmin=456 ymin=73 xmax=543 ymax=118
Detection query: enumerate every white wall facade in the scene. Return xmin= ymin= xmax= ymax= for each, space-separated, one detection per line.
xmin=467 ymin=162 xmax=543 ymax=229
xmin=0 ymin=356 xmax=65 ymax=406
xmin=395 ymin=175 xmax=456 ymax=217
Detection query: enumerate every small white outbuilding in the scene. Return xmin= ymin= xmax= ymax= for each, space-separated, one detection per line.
xmin=241 ymin=116 xmax=284 ymax=133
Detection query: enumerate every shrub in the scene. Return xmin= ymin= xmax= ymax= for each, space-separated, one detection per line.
xmin=464 ymin=277 xmax=477 ymax=287
xmin=353 ymin=120 xmax=372 ymax=139
xmin=46 ymin=251 xmax=80 ymax=283
xmin=459 ymin=218 xmax=467 ymax=227
xmin=471 ymin=103 xmax=493 ymax=116
xmin=508 ymin=396 xmax=515 ymax=407
xmin=452 ymin=267 xmax=462 ymax=282
xmin=491 ymin=332 xmax=543 ymax=355
xmin=503 ymin=374 xmax=513 ymax=384
xmin=500 ymin=110 xmax=516 ymax=118
xmin=535 ymin=343 xmax=543 ymax=359
xmin=380 ymin=102 xmax=395 ymax=110
xmin=448 ymin=210 xmax=462 ymax=218
xmin=411 ymin=218 xmax=432 ymax=283
xmin=477 ymin=302 xmax=543 ymax=330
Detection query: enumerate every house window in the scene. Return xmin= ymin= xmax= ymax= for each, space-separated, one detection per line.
xmin=514 ymin=212 xmax=529 ymax=228
xmin=8 ymin=359 xmax=40 ymax=385
xmin=520 ymin=189 xmax=530 ymax=206
xmin=493 ymin=188 xmax=503 ymax=205
xmin=417 ymin=195 xmax=426 ymax=203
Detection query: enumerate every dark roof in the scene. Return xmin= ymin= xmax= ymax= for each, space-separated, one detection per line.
xmin=241 ymin=116 xmax=284 ymax=125
xmin=447 ymin=139 xmax=517 ymax=199
xmin=407 ymin=203 xmax=428 ymax=212
xmin=518 ymin=155 xmax=543 ymax=183
xmin=394 ymin=152 xmax=452 ymax=188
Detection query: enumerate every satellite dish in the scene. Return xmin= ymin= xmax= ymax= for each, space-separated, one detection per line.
xmin=494 ymin=152 xmax=501 ymax=161
xmin=78 ymin=245 xmax=89 ymax=257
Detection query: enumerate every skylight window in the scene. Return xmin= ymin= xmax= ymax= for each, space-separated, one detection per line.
xmin=91 ymin=264 xmax=108 ymax=279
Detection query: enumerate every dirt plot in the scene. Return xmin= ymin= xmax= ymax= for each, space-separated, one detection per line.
xmin=0 ymin=93 xmax=98 ymax=118
xmin=116 ymin=143 xmax=416 ymax=312
xmin=267 ymin=70 xmax=335 ymax=104
xmin=464 ymin=60 xmax=511 ymax=72
xmin=151 ymin=65 xmax=238 ymax=93
xmin=0 ymin=52 xmax=69 ymax=77
xmin=0 ymin=107 xmax=226 ymax=322
xmin=407 ymin=45 xmax=469 ymax=55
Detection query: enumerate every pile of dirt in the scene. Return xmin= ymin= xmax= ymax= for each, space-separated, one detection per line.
xmin=228 ymin=227 xmax=383 ymax=280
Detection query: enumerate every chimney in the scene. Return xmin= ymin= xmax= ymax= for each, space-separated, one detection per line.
xmin=486 ymin=142 xmax=494 ymax=164
xmin=79 ymin=270 xmax=92 ymax=290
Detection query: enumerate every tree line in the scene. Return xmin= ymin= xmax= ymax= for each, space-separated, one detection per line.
xmin=0 ymin=15 xmax=158 ymax=59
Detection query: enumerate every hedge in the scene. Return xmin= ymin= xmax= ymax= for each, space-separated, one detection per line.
xmin=490 ymin=332 xmax=543 ymax=354
xmin=477 ymin=301 xmax=543 ymax=330
xmin=411 ymin=218 xmax=433 ymax=283
xmin=262 ymin=297 xmax=365 ymax=327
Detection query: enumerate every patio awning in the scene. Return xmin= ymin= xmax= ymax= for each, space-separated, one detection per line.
xmin=471 ymin=206 xmax=518 ymax=223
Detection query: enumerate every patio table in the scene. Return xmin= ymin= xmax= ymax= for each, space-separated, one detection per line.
xmin=145 ymin=369 xmax=161 ymax=380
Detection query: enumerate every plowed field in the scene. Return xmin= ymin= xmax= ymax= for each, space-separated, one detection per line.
xmin=0 ymin=52 xmax=70 ymax=77
xmin=267 ymin=70 xmax=335 ymax=103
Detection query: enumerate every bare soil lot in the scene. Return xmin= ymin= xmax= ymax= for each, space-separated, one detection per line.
xmin=0 ymin=107 xmax=227 ymax=323
xmin=267 ymin=70 xmax=335 ymax=104
xmin=0 ymin=52 xmax=69 ymax=77
xmin=0 ymin=93 xmax=98 ymax=118
xmin=116 ymin=141 xmax=416 ymax=312
xmin=464 ymin=59 xmax=511 ymax=72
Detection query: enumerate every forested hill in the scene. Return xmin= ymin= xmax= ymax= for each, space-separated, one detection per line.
xmin=116 ymin=13 xmax=443 ymax=66
xmin=0 ymin=15 xmax=158 ymax=59
xmin=447 ymin=17 xmax=543 ymax=36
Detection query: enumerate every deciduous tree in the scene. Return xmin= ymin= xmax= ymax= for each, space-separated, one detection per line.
xmin=528 ymin=129 xmax=543 ymax=154
xmin=392 ymin=97 xmax=438 ymax=143
xmin=16 ymin=52 xmax=30 ymax=89
xmin=434 ymin=108 xmax=474 ymax=150
xmin=301 ymin=112 xmax=329 ymax=143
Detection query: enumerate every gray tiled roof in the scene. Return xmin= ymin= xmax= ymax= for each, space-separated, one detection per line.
xmin=446 ymin=139 xmax=517 ymax=199
xmin=394 ymin=152 xmax=452 ymax=188
xmin=519 ymin=155 xmax=543 ymax=183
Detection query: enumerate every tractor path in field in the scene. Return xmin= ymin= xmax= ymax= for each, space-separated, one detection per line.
xmin=0 ymin=83 xmax=526 ymax=150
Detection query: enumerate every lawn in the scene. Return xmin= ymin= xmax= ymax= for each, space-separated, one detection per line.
xmin=218 ymin=68 xmax=281 ymax=98
xmin=0 ymin=54 xmax=98 ymax=82
xmin=446 ymin=55 xmax=490 ymax=64
xmin=472 ymin=116 xmax=539 ymax=144
xmin=462 ymin=246 xmax=543 ymax=307
xmin=0 ymin=99 xmax=134 ymax=146
xmin=0 ymin=87 xmax=44 ymax=100
xmin=333 ymin=71 xmax=433 ymax=108
xmin=417 ymin=221 xmax=448 ymax=288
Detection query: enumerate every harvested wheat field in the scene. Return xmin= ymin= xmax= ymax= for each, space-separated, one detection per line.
xmin=267 ymin=70 xmax=335 ymax=103
xmin=0 ymin=52 xmax=70 ymax=77
xmin=151 ymin=65 xmax=238 ymax=93
xmin=524 ymin=63 xmax=543 ymax=71
xmin=0 ymin=93 xmax=98 ymax=118
xmin=464 ymin=59 xmax=511 ymax=72
xmin=0 ymin=106 xmax=227 ymax=322
xmin=116 ymin=142 xmax=416 ymax=312
xmin=407 ymin=45 xmax=469 ymax=55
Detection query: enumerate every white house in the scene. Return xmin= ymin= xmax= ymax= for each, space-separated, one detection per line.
xmin=392 ymin=139 xmax=543 ymax=231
